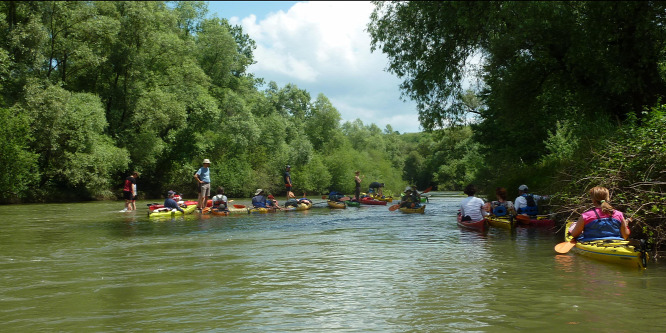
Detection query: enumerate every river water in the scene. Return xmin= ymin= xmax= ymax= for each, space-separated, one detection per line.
xmin=1 ymin=192 xmax=664 ymax=332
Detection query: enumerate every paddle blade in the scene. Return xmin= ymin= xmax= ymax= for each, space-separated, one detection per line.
xmin=338 ymin=197 xmax=351 ymax=201
xmin=554 ymin=240 xmax=576 ymax=254
xmin=516 ymin=215 xmax=531 ymax=224
xmin=422 ymin=186 xmax=433 ymax=193
xmin=233 ymin=204 xmax=246 ymax=209
xmin=388 ymin=204 xmax=400 ymax=211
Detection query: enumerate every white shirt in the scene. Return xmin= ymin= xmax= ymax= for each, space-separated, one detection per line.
xmin=460 ymin=196 xmax=489 ymax=221
xmin=514 ymin=194 xmax=547 ymax=212
xmin=212 ymin=194 xmax=227 ymax=206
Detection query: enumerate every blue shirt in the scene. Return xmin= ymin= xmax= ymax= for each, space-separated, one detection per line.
xmin=252 ymin=195 xmax=267 ymax=208
xmin=196 ymin=167 xmax=210 ymax=183
xmin=164 ymin=198 xmax=184 ymax=212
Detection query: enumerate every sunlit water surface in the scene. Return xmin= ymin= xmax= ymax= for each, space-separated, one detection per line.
xmin=1 ymin=192 xmax=665 ymax=332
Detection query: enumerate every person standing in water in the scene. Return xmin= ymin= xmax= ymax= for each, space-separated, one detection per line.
xmin=194 ymin=159 xmax=211 ymax=211
xmin=284 ymin=165 xmax=294 ymax=198
xmin=354 ymin=171 xmax=363 ymax=202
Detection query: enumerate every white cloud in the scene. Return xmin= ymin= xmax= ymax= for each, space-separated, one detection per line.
xmin=230 ymin=1 xmax=421 ymax=133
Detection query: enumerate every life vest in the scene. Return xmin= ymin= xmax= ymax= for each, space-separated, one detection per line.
xmin=579 ymin=209 xmax=623 ymax=241
xmin=493 ymin=203 xmax=508 ymax=217
xmin=517 ymin=194 xmax=538 ymax=216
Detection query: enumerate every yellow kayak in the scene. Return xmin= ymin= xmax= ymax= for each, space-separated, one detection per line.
xmin=149 ymin=204 xmax=197 ymax=219
xmin=487 ymin=215 xmax=514 ymax=230
xmin=327 ymin=200 xmax=346 ymax=209
xmin=372 ymin=194 xmax=393 ymax=202
xmin=565 ymin=221 xmax=647 ymax=269
xmin=399 ymin=205 xmax=425 ymax=214
xmin=249 ymin=207 xmax=278 ymax=214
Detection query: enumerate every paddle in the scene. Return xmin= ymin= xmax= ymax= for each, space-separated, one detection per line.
xmin=515 ymin=214 xmax=531 ymax=224
xmin=338 ymin=196 xmax=351 ymax=201
xmin=388 ymin=204 xmax=400 ymax=211
xmin=422 ymin=186 xmax=433 ymax=193
xmin=233 ymin=204 xmax=246 ymax=209
xmin=554 ymin=240 xmax=576 ymax=254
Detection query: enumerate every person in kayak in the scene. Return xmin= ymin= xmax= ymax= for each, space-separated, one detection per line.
xmin=252 ymin=189 xmax=268 ymax=208
xmin=569 ymin=186 xmax=630 ymax=241
xmin=490 ymin=187 xmax=515 ymax=217
xmin=514 ymin=184 xmax=549 ymax=216
xmin=121 ymin=171 xmax=140 ymax=212
xmin=460 ymin=184 xmax=489 ymax=222
xmin=211 ymin=187 xmax=228 ymax=212
xmin=399 ymin=186 xmax=419 ymax=208
xmin=194 ymin=159 xmax=212 ymax=211
xmin=266 ymin=194 xmax=283 ymax=210
xmin=164 ymin=190 xmax=184 ymax=213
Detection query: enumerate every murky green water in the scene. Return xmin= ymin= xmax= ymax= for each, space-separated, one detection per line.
xmin=1 ymin=192 xmax=664 ymax=332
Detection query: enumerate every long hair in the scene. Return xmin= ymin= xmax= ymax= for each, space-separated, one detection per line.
xmin=589 ymin=186 xmax=614 ymax=215
xmin=495 ymin=187 xmax=507 ymax=201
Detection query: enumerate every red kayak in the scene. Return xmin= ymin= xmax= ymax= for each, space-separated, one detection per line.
xmin=515 ymin=215 xmax=555 ymax=227
xmin=360 ymin=197 xmax=387 ymax=205
xmin=457 ymin=213 xmax=488 ymax=232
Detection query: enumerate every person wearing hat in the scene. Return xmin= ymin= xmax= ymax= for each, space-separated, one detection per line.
xmin=399 ymin=186 xmax=419 ymax=208
xmin=284 ymin=165 xmax=294 ymax=198
xmin=164 ymin=190 xmax=184 ymax=213
xmin=121 ymin=171 xmax=140 ymax=212
xmin=194 ymin=159 xmax=212 ymax=211
xmin=252 ymin=189 xmax=268 ymax=208
xmin=514 ymin=184 xmax=550 ymax=216
xmin=266 ymin=194 xmax=282 ymax=210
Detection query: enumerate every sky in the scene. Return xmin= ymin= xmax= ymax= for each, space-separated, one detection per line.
xmin=206 ymin=1 xmax=422 ymax=133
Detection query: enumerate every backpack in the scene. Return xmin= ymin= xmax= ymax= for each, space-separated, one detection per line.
xmin=518 ymin=194 xmax=538 ymax=216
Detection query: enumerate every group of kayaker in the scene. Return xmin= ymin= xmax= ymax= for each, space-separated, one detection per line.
xmin=128 ymin=159 xmax=301 ymax=214
xmin=459 ymin=183 xmax=630 ymax=241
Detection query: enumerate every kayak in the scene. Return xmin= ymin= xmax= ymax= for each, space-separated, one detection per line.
xmin=516 ymin=215 xmax=555 ymax=227
xmin=371 ymin=194 xmax=393 ymax=203
xmin=399 ymin=205 xmax=425 ymax=214
xmin=149 ymin=201 xmax=198 ymax=211
xmin=149 ymin=204 xmax=197 ymax=219
xmin=249 ymin=207 xmax=278 ymax=214
xmin=457 ymin=212 xmax=488 ymax=232
xmin=284 ymin=201 xmax=313 ymax=211
xmin=360 ymin=197 xmax=387 ymax=206
xmin=211 ymin=206 xmax=249 ymax=215
xmin=227 ymin=206 xmax=249 ymax=214
xmin=564 ymin=221 xmax=647 ymax=269
xmin=346 ymin=200 xmax=360 ymax=207
xmin=487 ymin=215 xmax=514 ymax=230
xmin=328 ymin=200 xmax=346 ymax=209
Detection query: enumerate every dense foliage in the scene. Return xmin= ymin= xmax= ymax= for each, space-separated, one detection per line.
xmin=369 ymin=1 xmax=666 ymax=247
xmin=0 ymin=1 xmax=421 ymax=202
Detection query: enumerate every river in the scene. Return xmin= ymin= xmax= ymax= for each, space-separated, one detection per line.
xmin=1 ymin=192 xmax=664 ymax=332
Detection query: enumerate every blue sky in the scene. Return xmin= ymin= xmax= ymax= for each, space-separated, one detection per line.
xmin=205 ymin=1 xmax=422 ymax=133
